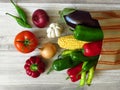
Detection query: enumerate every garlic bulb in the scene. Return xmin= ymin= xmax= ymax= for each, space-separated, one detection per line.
xmin=47 ymin=23 xmax=63 ymax=38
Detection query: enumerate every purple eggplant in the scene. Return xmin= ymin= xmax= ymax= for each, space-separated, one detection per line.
xmin=59 ymin=8 xmax=100 ymax=28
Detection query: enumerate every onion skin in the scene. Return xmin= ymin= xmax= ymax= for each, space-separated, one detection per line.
xmin=39 ymin=43 xmax=57 ymax=59
xmin=32 ymin=9 xmax=49 ymax=28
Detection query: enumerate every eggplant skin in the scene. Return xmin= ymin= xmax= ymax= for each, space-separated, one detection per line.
xmin=64 ymin=10 xmax=100 ymax=28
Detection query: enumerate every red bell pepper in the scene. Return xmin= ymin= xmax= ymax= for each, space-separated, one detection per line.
xmin=67 ymin=63 xmax=82 ymax=82
xmin=82 ymin=41 xmax=102 ymax=57
xmin=24 ymin=56 xmax=45 ymax=78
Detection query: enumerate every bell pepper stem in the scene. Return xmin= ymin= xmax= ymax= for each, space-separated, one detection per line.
xmin=30 ymin=64 xmax=38 ymax=71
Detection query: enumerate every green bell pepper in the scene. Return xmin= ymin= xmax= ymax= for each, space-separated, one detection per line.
xmin=73 ymin=25 xmax=104 ymax=42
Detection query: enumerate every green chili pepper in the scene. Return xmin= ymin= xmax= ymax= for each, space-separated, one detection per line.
xmin=60 ymin=49 xmax=74 ymax=56
xmin=82 ymin=57 xmax=99 ymax=72
xmin=58 ymin=50 xmax=75 ymax=60
xmin=73 ymin=25 xmax=104 ymax=42
xmin=60 ymin=49 xmax=99 ymax=62
xmin=86 ymin=66 xmax=95 ymax=86
xmin=70 ymin=50 xmax=99 ymax=62
xmin=47 ymin=55 xmax=81 ymax=74
xmin=52 ymin=56 xmax=73 ymax=71
xmin=6 ymin=13 xmax=31 ymax=28
xmin=10 ymin=0 xmax=27 ymax=23
xmin=77 ymin=55 xmax=99 ymax=77
xmin=79 ymin=62 xmax=87 ymax=87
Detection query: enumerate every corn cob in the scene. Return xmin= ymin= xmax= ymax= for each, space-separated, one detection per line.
xmin=58 ymin=35 xmax=88 ymax=50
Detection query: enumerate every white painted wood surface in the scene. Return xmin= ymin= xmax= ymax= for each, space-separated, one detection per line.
xmin=0 ymin=0 xmax=120 ymax=4
xmin=0 ymin=2 xmax=120 ymax=90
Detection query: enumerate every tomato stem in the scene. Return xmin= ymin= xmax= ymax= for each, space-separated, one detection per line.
xmin=24 ymin=39 xmax=31 ymax=46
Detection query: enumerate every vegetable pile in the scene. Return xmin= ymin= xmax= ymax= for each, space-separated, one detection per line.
xmin=6 ymin=0 xmax=104 ymax=87
xmin=48 ymin=8 xmax=104 ymax=87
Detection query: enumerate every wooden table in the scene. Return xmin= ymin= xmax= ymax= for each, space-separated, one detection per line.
xmin=0 ymin=1 xmax=120 ymax=90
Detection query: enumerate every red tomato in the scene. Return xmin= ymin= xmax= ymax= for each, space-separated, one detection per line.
xmin=14 ymin=30 xmax=38 ymax=53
